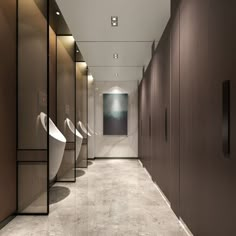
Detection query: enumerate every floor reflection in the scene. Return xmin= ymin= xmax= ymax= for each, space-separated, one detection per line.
xmin=49 ymin=186 xmax=70 ymax=205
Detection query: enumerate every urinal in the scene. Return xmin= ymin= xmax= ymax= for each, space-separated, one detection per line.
xmin=40 ymin=112 xmax=66 ymax=181
xmin=65 ymin=118 xmax=83 ymax=160
xmin=87 ymin=125 xmax=98 ymax=136
xmin=78 ymin=121 xmax=91 ymax=137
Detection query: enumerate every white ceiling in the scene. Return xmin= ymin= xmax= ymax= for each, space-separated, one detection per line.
xmin=56 ymin=0 xmax=170 ymax=81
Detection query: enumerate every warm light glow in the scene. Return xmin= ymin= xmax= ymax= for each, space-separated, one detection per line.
xmin=109 ymin=86 xmax=124 ymax=94
xmin=79 ymin=62 xmax=87 ymax=68
xmin=68 ymin=36 xmax=75 ymax=43
xmin=56 ymin=11 xmax=60 ymax=16
xmin=88 ymin=75 xmax=94 ymax=83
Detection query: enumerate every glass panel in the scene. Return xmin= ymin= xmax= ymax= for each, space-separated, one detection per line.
xmin=18 ymin=0 xmax=48 ymax=214
xmin=57 ymin=36 xmax=76 ymax=181
xmin=88 ymin=74 xmax=95 ymax=159
xmin=18 ymin=163 xmax=47 ymax=214
xmin=76 ymin=62 xmax=88 ymax=167
xmin=18 ymin=0 xmax=48 ymax=150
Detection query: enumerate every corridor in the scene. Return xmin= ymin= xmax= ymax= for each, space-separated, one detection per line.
xmin=0 ymin=160 xmax=186 ymax=236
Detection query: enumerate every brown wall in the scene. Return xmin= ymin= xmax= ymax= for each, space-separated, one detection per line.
xmin=139 ymin=24 xmax=171 ymax=200
xmin=170 ymin=5 xmax=180 ymax=216
xmin=139 ymin=0 xmax=236 ymax=235
xmin=0 ymin=0 xmax=16 ymax=223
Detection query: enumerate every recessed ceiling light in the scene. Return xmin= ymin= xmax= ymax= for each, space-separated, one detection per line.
xmin=113 ymin=53 xmax=118 ymax=59
xmin=111 ymin=16 xmax=118 ymax=27
xmin=115 ymin=73 xmax=119 ymax=77
xmin=76 ymin=50 xmax=79 ymax=53
xmin=56 ymin=11 xmax=60 ymax=16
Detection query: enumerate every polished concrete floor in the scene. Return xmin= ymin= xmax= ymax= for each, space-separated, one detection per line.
xmin=0 ymin=160 xmax=186 ymax=236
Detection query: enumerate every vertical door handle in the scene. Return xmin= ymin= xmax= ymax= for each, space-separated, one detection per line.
xmin=165 ymin=108 xmax=168 ymax=142
xmin=149 ymin=116 xmax=151 ymax=137
xmin=222 ymin=80 xmax=230 ymax=157
xmin=141 ymin=120 xmax=142 ymax=137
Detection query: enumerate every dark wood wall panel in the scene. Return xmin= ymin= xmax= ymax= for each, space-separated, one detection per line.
xmin=139 ymin=24 xmax=171 ymax=199
xmin=170 ymin=6 xmax=180 ymax=217
xmin=204 ymin=1 xmax=236 ymax=234
xmin=0 ymin=0 xmax=16 ymax=223
xmin=139 ymin=0 xmax=236 ymax=235
xmin=151 ymin=25 xmax=171 ymax=199
xmin=179 ymin=1 xmax=210 ymax=234
xmin=140 ymin=71 xmax=151 ymax=171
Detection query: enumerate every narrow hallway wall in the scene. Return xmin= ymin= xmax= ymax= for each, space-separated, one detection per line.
xmin=139 ymin=0 xmax=236 ymax=235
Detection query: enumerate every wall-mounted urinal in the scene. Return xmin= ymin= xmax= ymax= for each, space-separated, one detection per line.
xmin=40 ymin=112 xmax=66 ymax=181
xmin=87 ymin=125 xmax=98 ymax=136
xmin=65 ymin=118 xmax=83 ymax=160
xmin=78 ymin=121 xmax=91 ymax=137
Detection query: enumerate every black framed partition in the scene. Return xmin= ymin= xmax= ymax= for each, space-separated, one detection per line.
xmin=76 ymin=61 xmax=88 ymax=168
xmin=56 ymin=35 xmax=76 ymax=182
xmin=17 ymin=0 xmax=49 ymax=214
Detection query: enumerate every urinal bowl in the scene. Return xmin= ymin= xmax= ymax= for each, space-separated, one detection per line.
xmin=78 ymin=121 xmax=91 ymax=137
xmin=40 ymin=112 xmax=66 ymax=181
xmin=65 ymin=118 xmax=83 ymax=160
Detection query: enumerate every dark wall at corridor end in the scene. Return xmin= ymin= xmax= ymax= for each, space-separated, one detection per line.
xmin=138 ymin=0 xmax=236 ymax=235
xmin=0 ymin=0 xmax=17 ymax=224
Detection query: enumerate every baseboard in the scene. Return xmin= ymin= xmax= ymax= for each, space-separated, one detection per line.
xmin=0 ymin=214 xmax=16 ymax=230
xmin=179 ymin=218 xmax=194 ymax=236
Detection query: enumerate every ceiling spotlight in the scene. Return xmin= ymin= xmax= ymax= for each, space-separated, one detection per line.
xmin=76 ymin=50 xmax=79 ymax=53
xmin=111 ymin=16 xmax=118 ymax=27
xmin=56 ymin=11 xmax=60 ymax=16
xmin=113 ymin=53 xmax=118 ymax=59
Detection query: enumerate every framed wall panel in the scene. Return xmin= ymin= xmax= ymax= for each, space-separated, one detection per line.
xmin=103 ymin=93 xmax=128 ymax=136
xmin=17 ymin=0 xmax=49 ymax=214
xmin=76 ymin=62 xmax=88 ymax=168
xmin=56 ymin=35 xmax=76 ymax=182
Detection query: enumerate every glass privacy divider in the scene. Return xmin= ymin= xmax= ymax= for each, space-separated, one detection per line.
xmin=17 ymin=0 xmax=49 ymax=214
xmin=76 ymin=62 xmax=89 ymax=168
xmin=56 ymin=35 xmax=76 ymax=182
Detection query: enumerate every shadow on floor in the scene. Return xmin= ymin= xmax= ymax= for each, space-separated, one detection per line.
xmin=76 ymin=169 xmax=86 ymax=178
xmin=49 ymin=186 xmax=70 ymax=205
xmin=88 ymin=161 xmax=94 ymax=166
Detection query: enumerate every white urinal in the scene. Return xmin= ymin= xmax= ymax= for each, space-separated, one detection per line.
xmin=40 ymin=112 xmax=66 ymax=181
xmin=87 ymin=125 xmax=98 ymax=135
xmin=78 ymin=121 xmax=91 ymax=137
xmin=65 ymin=118 xmax=83 ymax=160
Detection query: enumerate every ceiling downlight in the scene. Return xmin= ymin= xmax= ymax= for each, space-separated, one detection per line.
xmin=111 ymin=16 xmax=118 ymax=27
xmin=113 ymin=53 xmax=118 ymax=59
